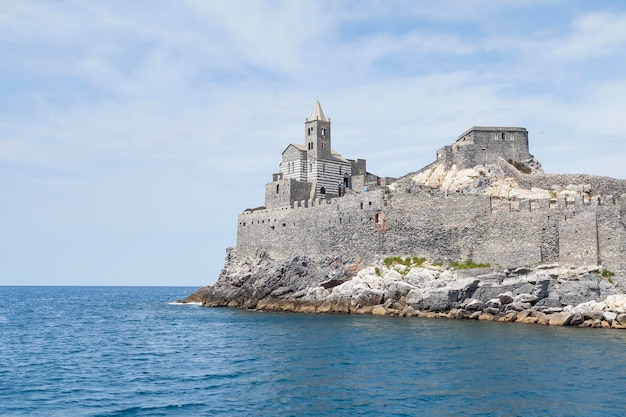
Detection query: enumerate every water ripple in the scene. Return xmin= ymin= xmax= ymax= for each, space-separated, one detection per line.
xmin=2 ymin=287 xmax=626 ymax=416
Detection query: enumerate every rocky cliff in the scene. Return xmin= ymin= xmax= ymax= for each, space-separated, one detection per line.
xmin=181 ymin=248 xmax=626 ymax=329
xmin=183 ymin=158 xmax=626 ymax=329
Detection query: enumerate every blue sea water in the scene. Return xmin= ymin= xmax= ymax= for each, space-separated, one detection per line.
xmin=1 ymin=287 xmax=626 ymax=416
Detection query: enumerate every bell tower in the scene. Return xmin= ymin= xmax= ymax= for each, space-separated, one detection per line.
xmin=305 ymin=100 xmax=331 ymax=160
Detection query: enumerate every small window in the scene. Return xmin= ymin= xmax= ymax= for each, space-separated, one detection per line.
xmin=276 ymin=184 xmax=279 ymax=194
xmin=320 ymin=186 xmax=326 ymax=194
xmin=501 ymin=132 xmax=506 ymax=140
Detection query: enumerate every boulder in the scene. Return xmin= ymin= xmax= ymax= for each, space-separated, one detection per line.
xmin=605 ymin=294 xmax=626 ymax=313
xmin=546 ymin=312 xmax=574 ymax=326
xmin=461 ymin=299 xmax=485 ymax=311
xmin=602 ymin=311 xmax=618 ymax=323
xmin=505 ymin=301 xmax=531 ymax=312
xmin=483 ymin=307 xmax=500 ymax=315
xmin=514 ymin=293 xmax=538 ymax=304
xmin=485 ymin=298 xmax=502 ymax=309
xmin=371 ymin=305 xmax=388 ymax=315
xmin=498 ymin=292 xmax=514 ymax=304
xmin=569 ymin=313 xmax=584 ymax=326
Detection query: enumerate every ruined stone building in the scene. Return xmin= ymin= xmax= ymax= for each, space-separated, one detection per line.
xmin=435 ymin=126 xmax=532 ymax=169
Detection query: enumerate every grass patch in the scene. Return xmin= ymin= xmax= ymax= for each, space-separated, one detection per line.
xmin=450 ymin=259 xmax=491 ymax=270
xmin=601 ymin=268 xmax=615 ymax=277
xmin=382 ymin=256 xmax=427 ymax=276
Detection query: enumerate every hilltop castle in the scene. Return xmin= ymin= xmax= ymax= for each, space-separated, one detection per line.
xmin=238 ymin=101 xmax=626 ymax=277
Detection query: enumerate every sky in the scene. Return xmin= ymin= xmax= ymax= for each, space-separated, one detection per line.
xmin=1 ymin=1 xmax=626 ymax=286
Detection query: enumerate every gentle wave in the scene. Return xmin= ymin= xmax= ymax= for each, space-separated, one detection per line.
xmin=166 ymin=301 xmax=202 ymax=306
xmin=2 ymin=287 xmax=626 ymax=416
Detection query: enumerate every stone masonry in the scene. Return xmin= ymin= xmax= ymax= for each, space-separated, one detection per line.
xmin=238 ymin=103 xmax=626 ymax=281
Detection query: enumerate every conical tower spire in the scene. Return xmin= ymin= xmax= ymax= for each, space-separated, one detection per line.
xmin=309 ymin=100 xmax=326 ymax=121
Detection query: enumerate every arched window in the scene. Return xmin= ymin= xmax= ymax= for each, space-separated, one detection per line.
xmin=321 ymin=127 xmax=326 ymax=137
xmin=320 ymin=186 xmax=326 ymax=194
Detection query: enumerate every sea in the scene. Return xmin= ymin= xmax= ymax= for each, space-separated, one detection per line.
xmin=2 ymin=286 xmax=626 ymax=417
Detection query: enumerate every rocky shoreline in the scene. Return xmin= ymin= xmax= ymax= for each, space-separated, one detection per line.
xmin=181 ymin=249 xmax=626 ymax=329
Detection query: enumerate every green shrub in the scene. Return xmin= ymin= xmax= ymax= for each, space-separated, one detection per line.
xmin=508 ymin=159 xmax=531 ymax=174
xmin=601 ymin=268 xmax=615 ymax=278
xmin=382 ymin=256 xmax=428 ymax=275
xmin=450 ymin=259 xmax=491 ymax=270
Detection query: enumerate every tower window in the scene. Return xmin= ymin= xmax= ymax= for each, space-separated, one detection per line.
xmin=276 ymin=184 xmax=279 ymax=194
xmin=321 ymin=127 xmax=326 ymax=137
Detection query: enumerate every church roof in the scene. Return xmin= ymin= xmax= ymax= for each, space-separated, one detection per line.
xmin=309 ymin=100 xmax=326 ymax=121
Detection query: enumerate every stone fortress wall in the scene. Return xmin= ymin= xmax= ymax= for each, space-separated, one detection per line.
xmin=236 ymin=105 xmax=626 ymax=276
xmin=237 ymin=183 xmax=626 ymax=274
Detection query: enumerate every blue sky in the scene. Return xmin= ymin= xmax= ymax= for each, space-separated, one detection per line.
xmin=1 ymin=1 xmax=626 ymax=286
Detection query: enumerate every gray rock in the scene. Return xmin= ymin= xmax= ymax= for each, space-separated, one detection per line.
xmin=483 ymin=307 xmax=501 ymax=315
xmin=511 ymin=266 xmax=532 ymax=275
xmin=602 ymin=311 xmax=618 ymax=323
xmin=463 ymin=299 xmax=485 ymax=311
xmin=428 ymin=298 xmax=451 ymax=312
xmin=534 ymin=297 xmax=561 ymax=308
xmin=514 ymin=293 xmax=538 ymax=304
xmin=485 ymin=298 xmax=502 ymax=309
xmin=546 ymin=312 xmax=574 ymax=326
xmin=498 ymin=292 xmax=514 ymax=304
xmin=569 ymin=313 xmax=584 ymax=326
xmin=541 ymin=307 xmax=564 ymax=314
xmin=533 ymin=278 xmax=551 ymax=300
xmin=505 ymin=301 xmax=531 ymax=312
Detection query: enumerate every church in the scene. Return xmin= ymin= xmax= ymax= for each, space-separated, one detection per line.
xmin=264 ymin=101 xmax=372 ymax=209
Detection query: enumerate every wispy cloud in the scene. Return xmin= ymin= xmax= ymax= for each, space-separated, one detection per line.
xmin=1 ymin=0 xmax=625 ymax=285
